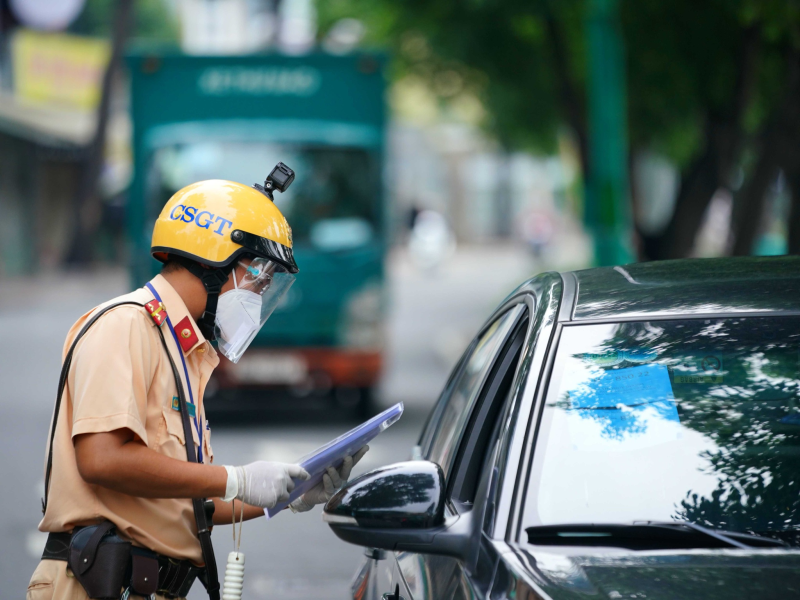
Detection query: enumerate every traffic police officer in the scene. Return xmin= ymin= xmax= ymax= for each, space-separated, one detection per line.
xmin=28 ymin=172 xmax=366 ymax=600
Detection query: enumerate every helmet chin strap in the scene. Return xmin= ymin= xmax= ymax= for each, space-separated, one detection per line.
xmin=171 ymin=256 xmax=233 ymax=340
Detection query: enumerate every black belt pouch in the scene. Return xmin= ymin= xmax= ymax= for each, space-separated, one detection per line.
xmin=130 ymin=547 xmax=159 ymax=596
xmin=68 ymin=521 xmax=131 ymax=599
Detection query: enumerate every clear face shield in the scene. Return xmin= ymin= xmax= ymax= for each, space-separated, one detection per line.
xmin=214 ymin=257 xmax=295 ymax=363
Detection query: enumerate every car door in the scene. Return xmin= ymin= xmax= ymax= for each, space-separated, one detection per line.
xmin=450 ymin=276 xmax=563 ymax=600
xmin=446 ymin=309 xmax=532 ymax=600
xmin=387 ymin=301 xmax=530 ymax=600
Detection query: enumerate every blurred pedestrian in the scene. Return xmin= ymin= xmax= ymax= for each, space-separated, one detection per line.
xmin=408 ymin=209 xmax=456 ymax=271
xmin=520 ymin=209 xmax=555 ymax=259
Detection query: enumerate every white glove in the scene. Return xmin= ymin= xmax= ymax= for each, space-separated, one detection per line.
xmin=289 ymin=446 xmax=369 ymax=513
xmin=222 ymin=461 xmax=309 ymax=509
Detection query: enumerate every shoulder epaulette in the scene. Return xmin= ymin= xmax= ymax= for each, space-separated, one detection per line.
xmin=144 ymin=299 xmax=168 ymax=326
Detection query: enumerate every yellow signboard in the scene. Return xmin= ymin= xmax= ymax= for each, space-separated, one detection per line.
xmin=12 ymin=29 xmax=110 ymax=111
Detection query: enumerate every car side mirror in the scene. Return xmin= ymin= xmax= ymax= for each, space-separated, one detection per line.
xmin=323 ymin=461 xmax=472 ymax=560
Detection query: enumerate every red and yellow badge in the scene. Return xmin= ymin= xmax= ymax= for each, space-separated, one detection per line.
xmin=144 ymin=300 xmax=167 ymax=326
xmin=174 ymin=316 xmax=199 ymax=352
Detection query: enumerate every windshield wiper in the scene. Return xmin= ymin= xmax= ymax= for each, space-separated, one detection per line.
xmin=526 ymin=521 xmax=789 ymax=551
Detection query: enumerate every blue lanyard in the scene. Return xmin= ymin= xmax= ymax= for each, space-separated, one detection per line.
xmin=146 ymin=283 xmax=203 ymax=463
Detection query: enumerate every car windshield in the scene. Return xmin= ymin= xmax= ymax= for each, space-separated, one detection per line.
xmin=148 ymin=142 xmax=380 ymax=249
xmin=525 ymin=316 xmax=800 ymax=545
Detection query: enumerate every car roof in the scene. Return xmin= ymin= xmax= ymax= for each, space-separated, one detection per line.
xmin=564 ymin=256 xmax=800 ymax=322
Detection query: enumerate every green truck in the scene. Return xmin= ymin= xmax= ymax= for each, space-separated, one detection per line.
xmin=126 ymin=51 xmax=388 ymax=415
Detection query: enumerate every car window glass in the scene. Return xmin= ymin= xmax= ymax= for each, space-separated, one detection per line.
xmin=525 ymin=316 xmax=800 ymax=545
xmin=449 ymin=316 xmax=528 ymax=505
xmin=427 ymin=305 xmax=523 ymax=479
xmin=418 ymin=344 xmax=475 ymax=454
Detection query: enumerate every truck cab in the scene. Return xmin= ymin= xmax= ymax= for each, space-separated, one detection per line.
xmin=126 ymin=51 xmax=387 ymax=415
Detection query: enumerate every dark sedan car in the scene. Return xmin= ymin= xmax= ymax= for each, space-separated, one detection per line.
xmin=324 ymin=256 xmax=800 ymax=600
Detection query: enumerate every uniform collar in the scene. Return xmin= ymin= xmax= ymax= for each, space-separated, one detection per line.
xmin=147 ymin=274 xmax=218 ymax=363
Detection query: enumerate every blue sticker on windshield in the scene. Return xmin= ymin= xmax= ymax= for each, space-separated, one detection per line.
xmin=568 ymin=364 xmax=679 ymax=442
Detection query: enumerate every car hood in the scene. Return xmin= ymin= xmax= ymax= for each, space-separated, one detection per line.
xmin=518 ymin=548 xmax=800 ymax=599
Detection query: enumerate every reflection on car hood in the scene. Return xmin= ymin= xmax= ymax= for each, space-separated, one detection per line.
xmin=520 ymin=548 xmax=800 ymax=599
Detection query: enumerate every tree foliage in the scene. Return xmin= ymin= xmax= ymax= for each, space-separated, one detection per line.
xmin=318 ymin=0 xmax=800 ymax=258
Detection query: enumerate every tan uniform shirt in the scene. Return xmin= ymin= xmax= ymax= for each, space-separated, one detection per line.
xmin=39 ymin=274 xmax=219 ymax=564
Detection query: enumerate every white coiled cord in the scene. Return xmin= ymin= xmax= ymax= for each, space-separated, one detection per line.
xmin=222 ymin=500 xmax=246 ymax=600
xmin=222 ymin=551 xmax=245 ymax=600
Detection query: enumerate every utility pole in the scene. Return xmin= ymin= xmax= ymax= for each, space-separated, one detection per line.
xmin=66 ymin=0 xmax=132 ymax=265
xmin=584 ymin=0 xmax=634 ymax=266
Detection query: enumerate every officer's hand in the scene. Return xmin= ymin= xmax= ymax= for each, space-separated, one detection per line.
xmin=289 ymin=446 xmax=369 ymax=513
xmin=232 ymin=461 xmax=309 ymax=509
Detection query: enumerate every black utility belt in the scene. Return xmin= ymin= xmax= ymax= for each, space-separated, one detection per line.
xmin=43 ymin=528 xmax=202 ymax=599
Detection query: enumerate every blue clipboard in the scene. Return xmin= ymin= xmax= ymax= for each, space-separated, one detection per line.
xmin=266 ymin=402 xmax=404 ymax=518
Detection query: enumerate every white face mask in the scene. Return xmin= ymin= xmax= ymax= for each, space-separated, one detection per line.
xmin=215 ymin=270 xmax=263 ymax=361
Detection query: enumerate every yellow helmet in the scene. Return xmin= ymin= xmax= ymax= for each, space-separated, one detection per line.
xmin=150 ymin=165 xmax=298 ymax=344
xmin=151 ymin=178 xmax=298 ymax=273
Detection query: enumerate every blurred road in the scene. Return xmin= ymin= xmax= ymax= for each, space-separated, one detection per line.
xmin=0 ymin=245 xmax=535 ymax=598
